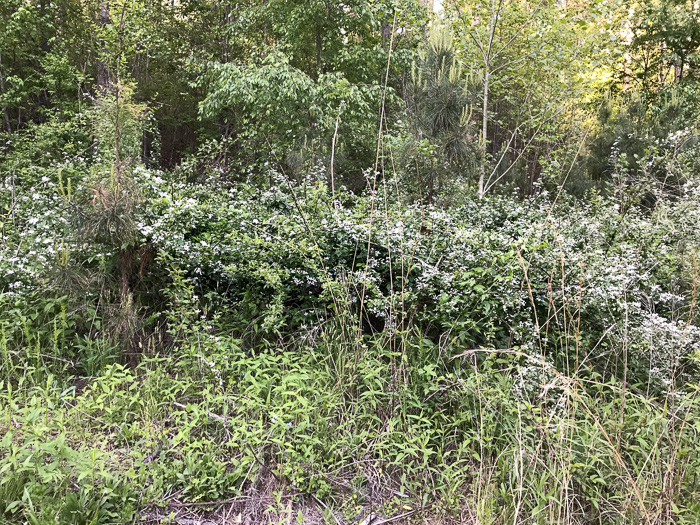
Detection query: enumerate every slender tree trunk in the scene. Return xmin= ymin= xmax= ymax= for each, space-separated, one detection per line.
xmin=0 ymin=51 xmax=11 ymax=132
xmin=330 ymin=102 xmax=343 ymax=200
xmin=315 ymin=15 xmax=324 ymax=79
xmin=37 ymin=0 xmax=53 ymax=114
xmin=261 ymin=0 xmax=268 ymax=45
xmin=39 ymin=0 xmax=51 ymax=53
xmin=222 ymin=1 xmax=232 ymax=62
xmin=675 ymin=59 xmax=684 ymax=82
xmin=120 ymin=249 xmax=131 ymax=300
xmin=382 ymin=21 xmax=390 ymax=49
xmin=479 ymin=0 xmax=497 ymax=198
xmin=479 ymin=68 xmax=489 ymax=198
xmin=97 ymin=1 xmax=111 ymax=93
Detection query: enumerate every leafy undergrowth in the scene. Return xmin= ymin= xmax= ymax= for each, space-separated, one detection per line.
xmin=2 ymin=157 xmax=700 ymax=524
xmin=2 ymin=325 xmax=699 ymax=525
xmin=3 ymin=0 xmax=700 ymax=521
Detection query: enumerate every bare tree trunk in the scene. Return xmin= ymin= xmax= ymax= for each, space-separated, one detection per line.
xmin=120 ymin=248 xmax=131 ymax=300
xmin=0 ymin=51 xmax=11 ymax=132
xmin=479 ymin=69 xmax=489 ymax=198
xmin=478 ymin=0 xmax=498 ymax=199
xmin=315 ymin=15 xmax=324 ymax=80
xmin=97 ymin=1 xmax=111 ymax=93
xmin=222 ymin=1 xmax=232 ymax=62
xmin=39 ymin=0 xmax=51 ymax=53
xmin=330 ymin=102 xmax=343 ymax=200
xmin=675 ymin=60 xmax=684 ymax=82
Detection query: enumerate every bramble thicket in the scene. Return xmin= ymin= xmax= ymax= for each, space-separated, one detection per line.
xmin=1 ymin=1 xmax=700 ymax=524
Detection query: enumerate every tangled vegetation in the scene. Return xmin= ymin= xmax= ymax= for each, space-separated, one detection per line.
xmin=1 ymin=0 xmax=700 ymax=524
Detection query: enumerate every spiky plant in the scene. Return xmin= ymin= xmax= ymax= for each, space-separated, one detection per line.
xmin=59 ymin=82 xmax=149 ymax=361
xmin=405 ymin=25 xmax=481 ymax=202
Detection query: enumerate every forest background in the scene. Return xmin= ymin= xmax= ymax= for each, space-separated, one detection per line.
xmin=1 ymin=0 xmax=700 ymax=524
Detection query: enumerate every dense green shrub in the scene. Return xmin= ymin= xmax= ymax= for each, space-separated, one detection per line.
xmin=2 ymin=1 xmax=700 ymax=522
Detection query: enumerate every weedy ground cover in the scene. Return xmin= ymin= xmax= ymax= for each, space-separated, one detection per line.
xmin=2 ymin=1 xmax=700 ymax=522
xmin=1 ymin=164 xmax=699 ymax=524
